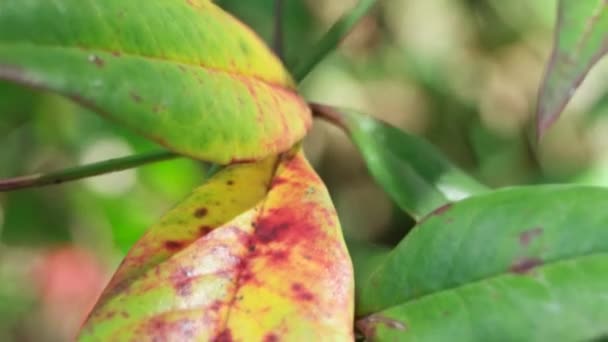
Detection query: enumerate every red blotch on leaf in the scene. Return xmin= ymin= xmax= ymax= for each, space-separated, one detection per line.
xmin=510 ymin=258 xmax=543 ymax=274
xmin=270 ymin=177 xmax=287 ymax=188
xmin=169 ymin=267 xmax=194 ymax=297
xmin=291 ymin=283 xmax=314 ymax=302
xmin=519 ymin=227 xmax=543 ymax=247
xmin=194 ymin=207 xmax=208 ymax=218
xmin=263 ymin=333 xmax=279 ymax=342
xmin=212 ymin=329 xmax=233 ymax=342
xmin=235 ymin=259 xmax=256 ymax=284
xmin=144 ymin=317 xmax=196 ymax=340
xmin=255 ymin=216 xmax=290 ymax=244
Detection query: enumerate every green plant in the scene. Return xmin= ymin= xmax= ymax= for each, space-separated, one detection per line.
xmin=1 ymin=0 xmax=607 ymax=340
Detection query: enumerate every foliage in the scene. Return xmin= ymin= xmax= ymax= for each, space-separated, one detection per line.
xmin=1 ymin=0 xmax=608 ymax=341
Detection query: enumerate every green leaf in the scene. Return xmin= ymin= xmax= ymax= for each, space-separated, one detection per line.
xmin=79 ymin=151 xmax=354 ymax=341
xmin=324 ymin=106 xmax=488 ymax=220
xmin=0 ymin=0 xmax=311 ymax=164
xmin=353 ymin=185 xmax=608 ymax=341
xmin=537 ymin=0 xmax=608 ymax=137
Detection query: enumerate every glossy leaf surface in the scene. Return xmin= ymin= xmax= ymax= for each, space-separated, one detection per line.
xmin=79 ymin=151 xmax=354 ymax=341
xmin=338 ymin=108 xmax=488 ymax=220
xmin=353 ymin=186 xmax=608 ymax=341
xmin=0 ymin=0 xmax=311 ymax=164
xmin=537 ymin=0 xmax=608 ymax=137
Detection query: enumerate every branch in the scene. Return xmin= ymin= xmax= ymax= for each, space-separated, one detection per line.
xmin=289 ymin=0 xmax=377 ymax=82
xmin=0 ymin=150 xmax=178 ymax=192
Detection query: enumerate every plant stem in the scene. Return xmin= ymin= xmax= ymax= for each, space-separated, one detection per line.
xmin=272 ymin=0 xmax=285 ymax=61
xmin=0 ymin=150 xmax=178 ymax=192
xmin=309 ymin=102 xmax=348 ymax=131
xmin=289 ymin=0 xmax=377 ymax=82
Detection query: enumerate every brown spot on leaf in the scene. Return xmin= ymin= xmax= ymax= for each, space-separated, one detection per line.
xmin=519 ymin=227 xmax=543 ymax=247
xmin=88 ymin=54 xmax=105 ymax=68
xmin=212 ymin=329 xmax=233 ymax=342
xmin=230 ymin=157 xmax=257 ymax=164
xmin=111 ymin=51 xmax=121 ymax=57
xmin=432 ymin=203 xmax=453 ymax=215
xmin=291 ymin=283 xmax=314 ymax=302
xmin=164 ymin=240 xmax=184 ymax=251
xmin=226 ymin=180 xmax=234 ymax=186
xmin=357 ymin=314 xmax=407 ymax=339
xmin=199 ymin=225 xmax=213 ymax=236
xmin=510 ymin=257 xmax=543 ymax=274
xmin=419 ymin=203 xmax=453 ymax=223
xmin=130 ymin=91 xmax=142 ymax=103
xmin=194 ymin=207 xmax=208 ymax=218
xmin=153 ymin=104 xmax=166 ymax=113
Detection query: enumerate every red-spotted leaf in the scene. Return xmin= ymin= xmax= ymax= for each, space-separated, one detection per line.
xmin=79 ymin=151 xmax=354 ymax=341
xmin=0 ymin=0 xmax=311 ymax=164
xmin=537 ymin=0 xmax=608 ymax=137
xmin=353 ymin=186 xmax=608 ymax=341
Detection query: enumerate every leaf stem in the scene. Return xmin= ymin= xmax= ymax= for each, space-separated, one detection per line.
xmin=289 ymin=0 xmax=377 ymax=82
xmin=272 ymin=0 xmax=285 ymax=61
xmin=309 ymin=102 xmax=348 ymax=131
xmin=0 ymin=150 xmax=178 ymax=192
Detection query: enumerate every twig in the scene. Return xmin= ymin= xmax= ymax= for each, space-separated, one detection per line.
xmin=289 ymin=0 xmax=377 ymax=82
xmin=0 ymin=150 xmax=178 ymax=192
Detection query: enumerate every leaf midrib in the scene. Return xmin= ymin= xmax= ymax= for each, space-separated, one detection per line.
xmin=362 ymin=251 xmax=608 ymax=315
xmin=0 ymin=41 xmax=297 ymax=91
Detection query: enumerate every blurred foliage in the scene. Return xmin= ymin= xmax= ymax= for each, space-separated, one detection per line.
xmin=3 ymin=0 xmax=608 ymax=340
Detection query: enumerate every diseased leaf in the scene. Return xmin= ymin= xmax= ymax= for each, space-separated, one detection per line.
xmin=0 ymin=0 xmax=311 ymax=164
xmin=537 ymin=0 xmax=608 ymax=137
xmin=327 ymin=106 xmax=488 ymax=220
xmin=353 ymin=186 xmax=608 ymax=341
xmin=79 ymin=150 xmax=354 ymax=341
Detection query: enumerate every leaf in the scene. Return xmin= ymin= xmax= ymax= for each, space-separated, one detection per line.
xmin=325 ymin=106 xmax=488 ymax=220
xmin=0 ymin=0 xmax=311 ymax=164
xmin=79 ymin=150 xmax=354 ymax=341
xmin=353 ymin=185 xmax=608 ymax=341
xmin=537 ymin=0 xmax=608 ymax=137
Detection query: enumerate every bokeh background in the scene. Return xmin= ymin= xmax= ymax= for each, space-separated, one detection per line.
xmin=2 ymin=0 xmax=607 ymax=340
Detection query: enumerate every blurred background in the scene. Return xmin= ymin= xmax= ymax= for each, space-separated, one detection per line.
xmin=2 ymin=0 xmax=608 ymax=340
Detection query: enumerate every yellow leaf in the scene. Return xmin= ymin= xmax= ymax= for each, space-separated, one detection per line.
xmin=80 ymin=150 xmax=354 ymax=341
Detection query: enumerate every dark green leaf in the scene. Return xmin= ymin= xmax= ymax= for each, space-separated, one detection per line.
xmin=335 ymin=107 xmax=488 ymax=220
xmin=353 ymin=185 xmax=608 ymax=341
